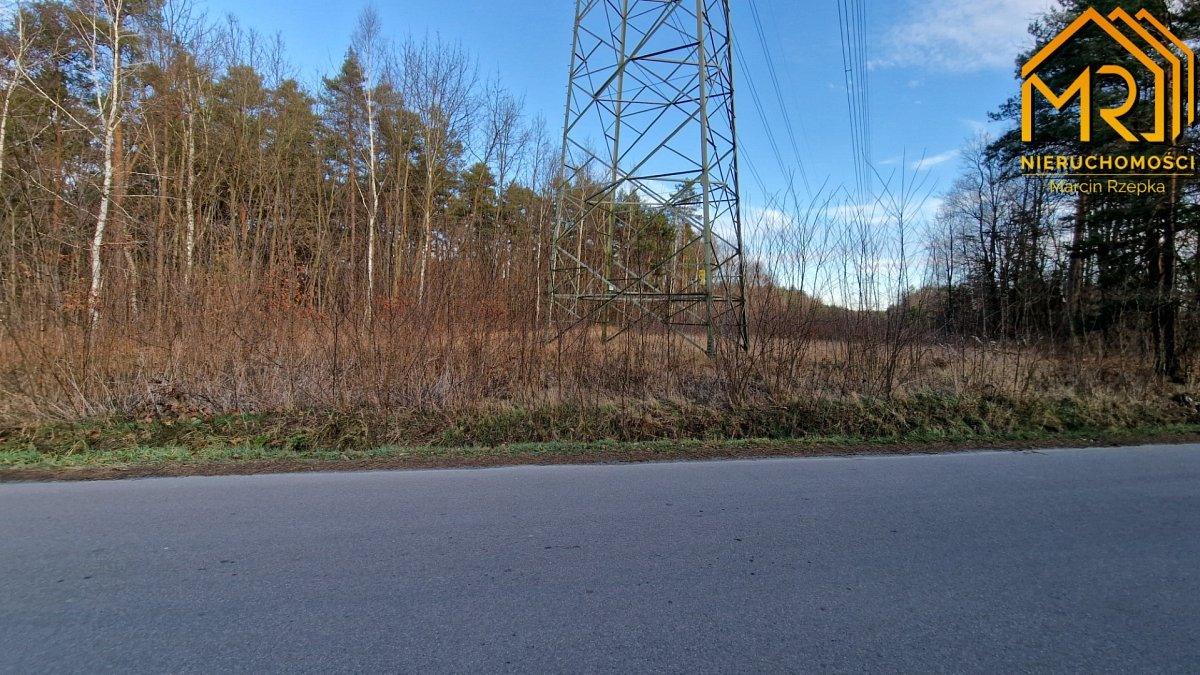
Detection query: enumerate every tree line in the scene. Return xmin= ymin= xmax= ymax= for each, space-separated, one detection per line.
xmin=0 ymin=0 xmax=1194 ymax=422
xmin=0 ymin=0 xmax=572 ymax=331
xmin=924 ymin=0 xmax=1200 ymax=382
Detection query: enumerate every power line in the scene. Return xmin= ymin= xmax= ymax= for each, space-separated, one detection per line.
xmin=732 ymin=38 xmax=794 ymax=197
xmin=856 ymin=0 xmax=872 ymax=193
xmin=837 ymin=0 xmax=872 ymax=198
xmin=745 ymin=0 xmax=812 ymax=196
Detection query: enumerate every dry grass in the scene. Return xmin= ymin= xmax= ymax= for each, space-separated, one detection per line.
xmin=0 ymin=284 xmax=1190 ymax=430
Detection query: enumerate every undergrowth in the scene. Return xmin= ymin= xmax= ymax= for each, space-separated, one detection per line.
xmin=3 ymin=393 xmax=1197 ymax=460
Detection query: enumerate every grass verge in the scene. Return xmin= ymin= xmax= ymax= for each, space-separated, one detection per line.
xmin=1 ymin=393 xmax=1198 ymax=481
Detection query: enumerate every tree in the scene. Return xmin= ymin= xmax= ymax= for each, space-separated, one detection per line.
xmin=454 ymin=160 xmax=497 ymax=262
xmin=320 ymin=50 xmax=366 ymax=300
xmin=263 ymin=77 xmax=320 ymax=288
xmin=211 ymin=63 xmax=267 ymax=254
xmin=79 ymin=0 xmax=130 ymax=324
xmin=401 ymin=36 xmax=475 ymax=305
xmin=933 ymin=136 xmax=1062 ymax=340
xmin=0 ymin=2 xmax=30 ymax=302
xmin=374 ymin=75 xmax=419 ymax=293
xmin=352 ymin=5 xmax=384 ymax=322
xmin=989 ymin=0 xmax=1198 ymax=378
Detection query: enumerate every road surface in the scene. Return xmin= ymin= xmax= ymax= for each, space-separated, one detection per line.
xmin=2 ymin=445 xmax=1198 ymax=673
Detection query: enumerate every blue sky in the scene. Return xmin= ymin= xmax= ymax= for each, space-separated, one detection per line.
xmin=195 ymin=0 xmax=1056 ymax=208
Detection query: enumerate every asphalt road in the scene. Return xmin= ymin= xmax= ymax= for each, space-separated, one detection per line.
xmin=2 ymin=445 xmax=1198 ymax=674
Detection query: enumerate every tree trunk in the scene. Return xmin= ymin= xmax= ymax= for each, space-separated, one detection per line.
xmin=1 ymin=47 xmax=17 ymax=303
xmin=89 ymin=2 xmax=125 ymax=327
xmin=365 ymin=91 xmax=379 ymax=324
xmin=184 ymin=92 xmax=197 ymax=285
xmin=1064 ymin=193 xmax=1087 ymax=339
xmin=418 ymin=174 xmax=433 ymax=305
xmin=1160 ymin=174 xmax=1181 ymax=381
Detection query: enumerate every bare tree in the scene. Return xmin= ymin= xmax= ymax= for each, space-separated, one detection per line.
xmin=0 ymin=1 xmax=29 ymax=297
xmin=402 ymin=36 xmax=476 ymax=305
xmin=0 ymin=1 xmax=25 ymax=188
xmin=163 ymin=0 xmax=212 ymax=287
xmin=73 ymin=0 xmax=131 ymax=325
xmin=479 ymin=79 xmax=527 ymax=270
xmin=352 ymin=5 xmax=384 ymax=322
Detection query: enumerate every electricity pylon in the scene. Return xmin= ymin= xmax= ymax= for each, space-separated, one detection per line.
xmin=548 ymin=0 xmax=748 ymax=356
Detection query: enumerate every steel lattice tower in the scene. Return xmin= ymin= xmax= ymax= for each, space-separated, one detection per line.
xmin=549 ymin=0 xmax=748 ymax=356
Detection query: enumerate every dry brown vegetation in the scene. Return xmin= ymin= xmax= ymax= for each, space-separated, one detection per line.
xmin=1 ymin=1 xmax=1198 ymax=454
xmin=2 ymin=272 xmax=1193 ymax=433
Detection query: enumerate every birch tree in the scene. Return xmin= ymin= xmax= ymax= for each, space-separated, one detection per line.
xmin=402 ymin=37 xmax=475 ymax=305
xmin=0 ymin=2 xmax=29 ymax=297
xmin=352 ymin=5 xmax=383 ymax=322
xmin=158 ymin=0 xmax=209 ymax=287
xmin=0 ymin=2 xmax=26 ymax=190
xmin=75 ymin=0 xmax=130 ymax=325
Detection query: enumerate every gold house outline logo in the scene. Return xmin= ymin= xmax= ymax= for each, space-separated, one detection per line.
xmin=1022 ymin=7 xmax=1196 ymax=143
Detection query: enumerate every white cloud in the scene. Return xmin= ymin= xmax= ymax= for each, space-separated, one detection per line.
xmin=747 ymin=205 xmax=791 ymax=227
xmin=911 ymin=149 xmax=960 ymax=171
xmin=963 ymin=119 xmax=990 ymax=135
xmin=876 ymin=0 xmax=1056 ymax=73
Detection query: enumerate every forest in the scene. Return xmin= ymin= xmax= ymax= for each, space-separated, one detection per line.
xmin=1 ymin=0 xmax=1198 ymax=454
